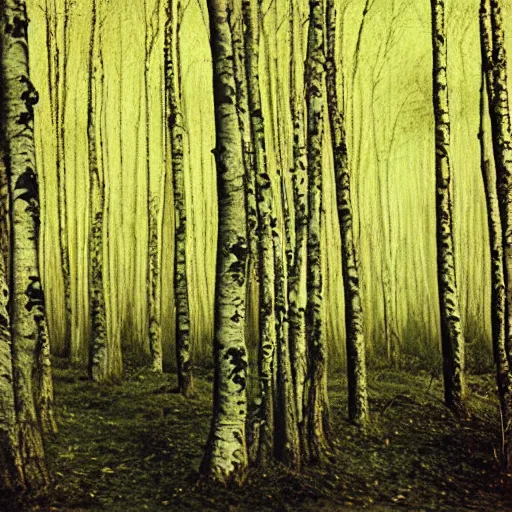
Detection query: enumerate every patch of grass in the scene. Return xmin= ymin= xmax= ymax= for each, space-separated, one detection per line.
xmin=11 ymin=361 xmax=512 ymax=511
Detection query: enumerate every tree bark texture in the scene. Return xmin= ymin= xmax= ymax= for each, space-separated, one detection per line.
xmin=1 ymin=0 xmax=52 ymax=489
xmin=242 ymin=0 xmax=277 ymax=466
xmin=304 ymin=0 xmax=330 ymax=461
xmin=201 ymin=0 xmax=249 ymax=483
xmin=88 ymin=0 xmax=122 ymax=382
xmin=326 ymin=0 xmax=369 ymax=427
xmin=481 ymin=0 xmax=512 ymax=467
xmin=287 ymin=0 xmax=308 ymax=447
xmin=431 ymin=0 xmax=465 ymax=412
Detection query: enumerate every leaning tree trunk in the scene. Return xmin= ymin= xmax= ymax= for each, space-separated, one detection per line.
xmin=201 ymin=0 xmax=249 ymax=483
xmin=165 ymin=0 xmax=192 ymax=392
xmin=431 ymin=0 xmax=465 ymax=412
xmin=88 ymin=0 xmax=121 ymax=382
xmin=1 ymin=0 xmax=52 ymax=489
xmin=287 ymin=0 xmax=308 ymax=451
xmin=325 ymin=0 xmax=368 ymax=427
xmin=304 ymin=0 xmax=330 ymax=461
xmin=481 ymin=0 xmax=512 ymax=467
xmin=242 ymin=0 xmax=277 ymax=466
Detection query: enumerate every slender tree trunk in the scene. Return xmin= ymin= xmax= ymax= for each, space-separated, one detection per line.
xmin=88 ymin=0 xmax=121 ymax=382
xmin=201 ymin=0 xmax=249 ymax=483
xmin=165 ymin=0 xmax=192 ymax=391
xmin=58 ymin=0 xmax=72 ymax=358
xmin=487 ymin=0 xmax=512 ymax=367
xmin=143 ymin=0 xmax=163 ymax=374
xmin=148 ymin=182 xmax=163 ymax=374
xmin=325 ymin=0 xmax=368 ymax=426
xmin=287 ymin=0 xmax=308 ymax=451
xmin=117 ymin=7 xmax=126 ymax=349
xmin=481 ymin=0 xmax=512 ymax=467
xmin=231 ymin=5 xmax=259 ymax=363
xmin=1 ymin=0 xmax=52 ymax=489
xmin=263 ymin=10 xmax=301 ymax=466
xmin=43 ymin=0 xmax=72 ymax=358
xmin=61 ymin=0 xmax=73 ymax=359
xmin=304 ymin=0 xmax=330 ymax=461
xmin=231 ymin=7 xmax=257 ymax=267
xmin=242 ymin=0 xmax=276 ymax=465
xmin=273 ymin=181 xmax=300 ymax=468
xmin=431 ymin=0 xmax=465 ymax=412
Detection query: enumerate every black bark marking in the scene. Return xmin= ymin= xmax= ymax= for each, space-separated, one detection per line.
xmin=230 ymin=311 xmax=242 ymax=323
xmin=225 ymin=347 xmax=247 ymax=392
xmin=6 ymin=15 xmax=28 ymax=39
xmin=0 ymin=313 xmax=8 ymax=329
xmin=25 ymin=276 xmax=44 ymax=312
xmin=14 ymin=167 xmax=37 ymax=202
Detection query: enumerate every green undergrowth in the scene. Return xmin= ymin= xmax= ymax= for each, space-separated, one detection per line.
xmin=11 ymin=360 xmax=512 ymax=511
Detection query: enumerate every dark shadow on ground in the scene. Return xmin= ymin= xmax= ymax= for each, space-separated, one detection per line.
xmin=5 ymin=360 xmax=512 ymax=511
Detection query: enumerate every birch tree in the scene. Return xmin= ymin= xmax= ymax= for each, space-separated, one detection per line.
xmin=144 ymin=0 xmax=164 ymax=374
xmin=287 ymin=0 xmax=308 ymax=450
xmin=487 ymin=0 xmax=512 ymax=365
xmin=0 ymin=149 xmax=22 ymax=490
xmin=480 ymin=0 xmax=512 ymax=467
xmin=165 ymin=0 xmax=193 ymax=392
xmin=305 ymin=0 xmax=330 ymax=460
xmin=88 ymin=0 xmax=122 ymax=382
xmin=230 ymin=1 xmax=258 ymax=358
xmin=242 ymin=0 xmax=277 ymax=465
xmin=201 ymin=0 xmax=249 ymax=483
xmin=45 ymin=0 xmax=72 ymax=358
xmin=325 ymin=0 xmax=368 ymax=426
xmin=1 ymin=0 xmax=53 ymax=489
xmin=431 ymin=0 xmax=465 ymax=412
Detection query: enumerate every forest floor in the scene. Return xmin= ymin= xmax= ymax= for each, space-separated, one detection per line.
xmin=9 ymin=358 xmax=512 ymax=511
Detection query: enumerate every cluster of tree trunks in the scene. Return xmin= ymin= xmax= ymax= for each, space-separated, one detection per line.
xmin=87 ymin=0 xmax=194 ymax=389
xmin=200 ymin=0 xmax=512 ymax=484
xmin=5 ymin=0 xmax=512 ymax=498
xmin=202 ymin=0 xmax=370 ymax=481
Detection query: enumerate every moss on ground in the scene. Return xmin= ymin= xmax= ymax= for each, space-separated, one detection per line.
xmin=7 ymin=361 xmax=512 ymax=511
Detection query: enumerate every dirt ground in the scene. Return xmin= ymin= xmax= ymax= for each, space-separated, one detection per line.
xmin=6 ymin=360 xmax=512 ymax=511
